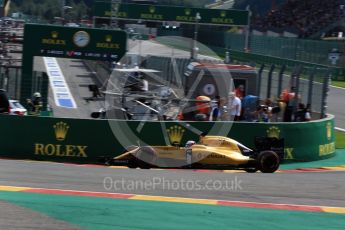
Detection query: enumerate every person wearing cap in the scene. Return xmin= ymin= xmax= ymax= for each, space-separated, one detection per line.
xmin=195 ymin=96 xmax=211 ymax=121
xmin=229 ymin=92 xmax=242 ymax=121
xmin=27 ymin=92 xmax=43 ymax=116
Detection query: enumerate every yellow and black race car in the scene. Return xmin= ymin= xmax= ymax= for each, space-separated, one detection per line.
xmin=103 ymin=135 xmax=284 ymax=173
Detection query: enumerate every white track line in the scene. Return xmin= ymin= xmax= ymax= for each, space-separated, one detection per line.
xmin=330 ymin=85 xmax=345 ymax=90
xmin=335 ymin=127 xmax=345 ymax=132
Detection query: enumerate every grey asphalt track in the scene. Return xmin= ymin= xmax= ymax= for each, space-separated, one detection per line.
xmin=0 ymin=159 xmax=345 ymax=208
xmin=329 ymin=86 xmax=345 ymax=129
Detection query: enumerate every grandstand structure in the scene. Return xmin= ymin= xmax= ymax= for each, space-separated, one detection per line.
xmin=204 ymin=0 xmax=345 ymax=40
xmin=251 ymin=0 xmax=345 ymax=39
xmin=203 ymin=0 xmax=345 ymax=71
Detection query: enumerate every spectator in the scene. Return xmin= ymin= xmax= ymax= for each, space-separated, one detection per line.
xmin=27 ymin=92 xmax=43 ymax=116
xmin=280 ymin=87 xmax=298 ymax=122
xmin=294 ymin=103 xmax=312 ymax=122
xmin=234 ymin=85 xmax=245 ymax=99
xmin=229 ymin=92 xmax=242 ymax=121
xmin=194 ymin=96 xmax=211 ymax=121
xmin=305 ymin=104 xmax=312 ymax=121
xmin=209 ymin=96 xmax=221 ymax=121
xmin=253 ymin=0 xmax=343 ymax=38
xmin=255 ymin=104 xmax=272 ymax=122
xmin=218 ymin=97 xmax=229 ymax=121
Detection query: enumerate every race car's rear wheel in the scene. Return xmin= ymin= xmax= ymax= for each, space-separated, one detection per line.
xmin=257 ymin=151 xmax=280 ymax=173
xmin=135 ymin=146 xmax=157 ymax=169
xmin=127 ymin=161 xmax=138 ymax=169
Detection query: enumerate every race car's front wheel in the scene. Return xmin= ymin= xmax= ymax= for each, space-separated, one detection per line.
xmin=257 ymin=151 xmax=280 ymax=173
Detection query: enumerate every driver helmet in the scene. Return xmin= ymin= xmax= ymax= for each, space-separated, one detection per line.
xmin=185 ymin=140 xmax=196 ymax=148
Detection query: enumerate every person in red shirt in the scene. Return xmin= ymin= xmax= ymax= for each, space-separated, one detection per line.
xmin=234 ymin=85 xmax=245 ymax=99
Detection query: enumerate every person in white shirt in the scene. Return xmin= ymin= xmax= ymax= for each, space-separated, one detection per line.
xmin=229 ymin=92 xmax=242 ymax=121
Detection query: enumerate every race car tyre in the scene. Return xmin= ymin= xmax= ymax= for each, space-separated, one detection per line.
xmin=135 ymin=146 xmax=157 ymax=169
xmin=119 ymin=146 xmax=140 ymax=168
xmin=257 ymin=151 xmax=280 ymax=173
xmin=127 ymin=161 xmax=138 ymax=169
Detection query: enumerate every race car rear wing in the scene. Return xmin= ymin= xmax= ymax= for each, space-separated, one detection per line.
xmin=254 ymin=137 xmax=285 ymax=160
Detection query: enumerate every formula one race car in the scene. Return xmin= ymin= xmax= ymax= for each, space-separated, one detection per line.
xmin=103 ymin=135 xmax=284 ymax=173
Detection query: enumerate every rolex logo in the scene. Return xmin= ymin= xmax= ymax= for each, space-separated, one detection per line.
xmin=105 ymin=35 xmax=112 ymax=42
xmin=54 ymin=122 xmax=69 ymax=141
xmin=220 ymin=11 xmax=227 ymax=17
xmin=149 ymin=6 xmax=156 ymax=13
xmin=51 ymin=31 xmax=58 ymax=39
xmin=326 ymin=122 xmax=332 ymax=141
xmin=167 ymin=126 xmax=185 ymax=145
xmin=185 ymin=8 xmax=191 ymax=16
xmin=267 ymin=126 xmax=280 ymax=139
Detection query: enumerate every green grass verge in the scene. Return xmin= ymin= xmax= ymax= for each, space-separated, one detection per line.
xmin=332 ymin=81 xmax=345 ymax=88
xmin=336 ymin=130 xmax=345 ymax=148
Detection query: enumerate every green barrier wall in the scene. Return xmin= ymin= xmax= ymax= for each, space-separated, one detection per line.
xmin=0 ymin=115 xmax=335 ymax=164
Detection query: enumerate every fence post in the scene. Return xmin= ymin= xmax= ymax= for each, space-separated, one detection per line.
xmin=321 ymin=72 xmax=331 ymax=119
xmin=41 ymin=72 xmax=49 ymax=110
xmin=307 ymin=67 xmax=316 ymax=110
xmin=290 ymin=65 xmax=302 ymax=88
xmin=293 ymin=67 xmax=302 ymax=115
xmin=277 ymin=65 xmax=286 ymax=98
xmin=0 ymin=66 xmax=3 ymax=88
xmin=267 ymin=64 xmax=275 ymax=99
xmin=257 ymin=64 xmax=265 ymax=98
xmin=5 ymin=66 xmax=9 ymax=92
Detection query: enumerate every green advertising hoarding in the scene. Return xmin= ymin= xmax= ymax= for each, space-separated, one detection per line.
xmin=0 ymin=115 xmax=335 ymax=164
xmin=23 ymin=24 xmax=127 ymax=61
xmin=94 ymin=2 xmax=249 ymax=26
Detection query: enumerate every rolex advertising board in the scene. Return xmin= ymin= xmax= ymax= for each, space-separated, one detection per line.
xmin=20 ymin=24 xmax=127 ymax=112
xmin=94 ymin=2 xmax=249 ymax=26
xmin=0 ymin=115 xmax=336 ymax=164
xmin=23 ymin=24 xmax=127 ymax=61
